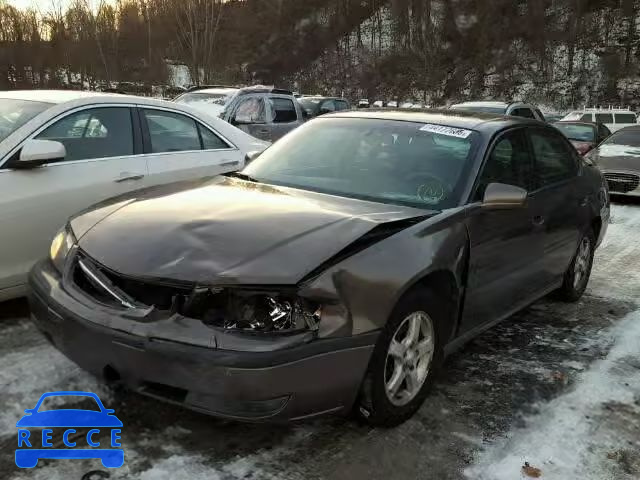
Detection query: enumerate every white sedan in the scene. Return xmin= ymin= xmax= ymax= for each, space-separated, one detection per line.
xmin=0 ymin=90 xmax=268 ymax=301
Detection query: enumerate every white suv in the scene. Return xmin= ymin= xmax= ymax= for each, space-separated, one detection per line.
xmin=561 ymin=109 xmax=637 ymax=133
xmin=450 ymin=101 xmax=546 ymax=121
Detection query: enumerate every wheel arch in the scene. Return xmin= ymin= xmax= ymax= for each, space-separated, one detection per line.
xmin=396 ymin=268 xmax=462 ymax=346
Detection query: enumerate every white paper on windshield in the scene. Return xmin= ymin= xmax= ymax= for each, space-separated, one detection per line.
xmin=419 ymin=124 xmax=472 ymax=138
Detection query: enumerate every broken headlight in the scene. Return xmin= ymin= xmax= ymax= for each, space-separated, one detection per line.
xmin=179 ymin=289 xmax=321 ymax=333
xmin=50 ymin=225 xmax=76 ymax=273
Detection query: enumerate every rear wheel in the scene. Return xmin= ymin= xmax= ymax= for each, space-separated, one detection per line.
xmin=557 ymin=230 xmax=595 ymax=302
xmin=356 ymin=289 xmax=443 ymax=427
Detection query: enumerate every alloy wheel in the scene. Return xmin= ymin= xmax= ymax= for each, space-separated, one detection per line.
xmin=384 ymin=311 xmax=435 ymax=407
xmin=573 ymin=236 xmax=592 ymax=289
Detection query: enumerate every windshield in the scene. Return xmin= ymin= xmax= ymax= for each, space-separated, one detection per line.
xmin=175 ymin=91 xmax=237 ymax=108
xmin=601 ymin=128 xmax=640 ymax=147
xmin=451 ymin=105 xmax=506 ymax=114
xmin=243 ymin=118 xmax=478 ymax=209
xmin=555 ymin=123 xmax=595 ymax=142
xmin=0 ymin=99 xmax=51 ymax=142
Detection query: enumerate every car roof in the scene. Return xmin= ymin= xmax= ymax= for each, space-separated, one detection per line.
xmin=300 ymin=96 xmax=345 ymax=101
xmin=452 ymin=101 xmax=509 ymax=108
xmin=183 ymin=87 xmax=238 ymax=95
xmin=0 ymin=89 xmax=127 ymax=104
xmin=0 ymin=90 xmax=209 ymax=110
xmin=569 ymin=108 xmax=635 ymax=113
xmin=555 ymin=121 xmax=598 ymax=126
xmin=328 ymin=108 xmax=538 ymax=131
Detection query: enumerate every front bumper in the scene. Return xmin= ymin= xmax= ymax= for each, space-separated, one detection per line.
xmin=28 ymin=260 xmax=376 ymax=422
xmin=602 ymin=170 xmax=640 ymax=197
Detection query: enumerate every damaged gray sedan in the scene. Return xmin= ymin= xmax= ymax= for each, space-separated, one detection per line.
xmin=28 ymin=110 xmax=609 ymax=426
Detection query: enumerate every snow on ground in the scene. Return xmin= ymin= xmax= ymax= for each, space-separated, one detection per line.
xmin=464 ymin=310 xmax=640 ymax=480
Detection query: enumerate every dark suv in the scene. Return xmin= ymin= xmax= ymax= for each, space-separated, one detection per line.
xmin=298 ymin=96 xmax=351 ymax=119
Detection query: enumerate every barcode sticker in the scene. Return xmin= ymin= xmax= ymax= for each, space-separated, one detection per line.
xmin=419 ymin=124 xmax=472 ymax=138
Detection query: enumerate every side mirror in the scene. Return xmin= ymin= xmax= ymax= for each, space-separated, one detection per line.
xmin=482 ymin=183 xmax=527 ymax=208
xmin=14 ymin=139 xmax=66 ymax=169
xmin=244 ymin=150 xmax=261 ymax=165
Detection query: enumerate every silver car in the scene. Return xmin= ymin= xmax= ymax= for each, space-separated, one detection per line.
xmin=177 ymin=86 xmax=305 ymax=143
xmin=588 ymin=125 xmax=640 ymax=196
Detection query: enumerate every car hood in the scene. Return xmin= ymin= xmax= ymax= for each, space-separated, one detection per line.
xmin=16 ymin=410 xmax=123 ymax=428
xmin=72 ymin=177 xmax=435 ymax=285
xmin=591 ymin=144 xmax=640 ymax=171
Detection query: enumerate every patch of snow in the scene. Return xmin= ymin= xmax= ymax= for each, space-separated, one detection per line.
xmin=138 ymin=454 xmax=218 ymax=480
xmin=464 ymin=309 xmax=640 ymax=479
xmin=0 ymin=345 xmax=111 ymax=437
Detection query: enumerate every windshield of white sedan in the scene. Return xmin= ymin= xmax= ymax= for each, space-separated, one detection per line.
xmin=0 ymin=99 xmax=51 ymax=142
xmin=243 ymin=118 xmax=478 ymax=209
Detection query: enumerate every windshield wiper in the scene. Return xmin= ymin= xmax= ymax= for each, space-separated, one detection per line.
xmin=225 ymin=171 xmax=259 ymax=182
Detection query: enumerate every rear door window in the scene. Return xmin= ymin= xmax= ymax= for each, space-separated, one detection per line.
xmin=335 ymin=100 xmax=350 ymax=111
xmin=614 ymin=113 xmax=636 ymax=123
xmin=595 ymin=113 xmax=614 ymax=123
xmin=143 ymin=109 xmax=200 ymax=153
xmin=270 ymin=98 xmax=298 ymax=123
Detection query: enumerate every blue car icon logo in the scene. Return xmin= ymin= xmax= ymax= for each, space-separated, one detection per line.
xmin=16 ymin=391 xmax=123 ymax=468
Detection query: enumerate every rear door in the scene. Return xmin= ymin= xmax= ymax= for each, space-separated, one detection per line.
xmin=526 ymin=127 xmax=584 ymax=287
xmin=140 ymin=107 xmax=242 ymax=185
xmin=267 ymin=96 xmax=301 ymax=140
xmin=0 ymin=105 xmax=146 ymax=292
xmin=461 ymin=128 xmax=544 ymax=332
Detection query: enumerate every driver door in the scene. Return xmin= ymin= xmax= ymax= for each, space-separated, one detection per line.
xmin=460 ymin=128 xmax=545 ymax=333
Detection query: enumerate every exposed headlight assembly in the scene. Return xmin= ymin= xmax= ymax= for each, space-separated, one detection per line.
xmin=50 ymin=225 xmax=76 ymax=273
xmin=178 ymin=288 xmax=321 ymax=333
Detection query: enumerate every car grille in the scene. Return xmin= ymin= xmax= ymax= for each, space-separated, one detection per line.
xmin=604 ymin=172 xmax=640 ymax=193
xmin=70 ymin=251 xmax=192 ymax=310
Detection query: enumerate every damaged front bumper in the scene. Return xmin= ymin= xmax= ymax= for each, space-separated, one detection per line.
xmin=28 ymin=259 xmax=377 ymax=422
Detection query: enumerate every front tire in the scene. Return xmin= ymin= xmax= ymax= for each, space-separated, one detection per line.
xmin=355 ymin=289 xmax=444 ymax=427
xmin=557 ymin=229 xmax=595 ymax=302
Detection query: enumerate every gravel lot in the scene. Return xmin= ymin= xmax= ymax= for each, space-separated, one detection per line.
xmin=1 ymin=201 xmax=639 ymax=480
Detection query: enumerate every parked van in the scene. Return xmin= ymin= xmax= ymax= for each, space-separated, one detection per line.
xmin=561 ymin=108 xmax=637 ymax=132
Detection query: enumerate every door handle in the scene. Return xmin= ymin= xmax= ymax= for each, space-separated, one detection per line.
xmin=532 ymin=215 xmax=545 ymax=227
xmin=258 ymin=128 xmax=270 ymax=134
xmin=115 ymin=173 xmax=144 ymax=183
xmin=220 ymin=160 xmax=239 ymax=167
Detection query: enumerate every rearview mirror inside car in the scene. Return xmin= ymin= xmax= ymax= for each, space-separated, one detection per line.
xmin=14 ymin=139 xmax=66 ymax=169
xmin=482 ymin=183 xmax=527 ymax=208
